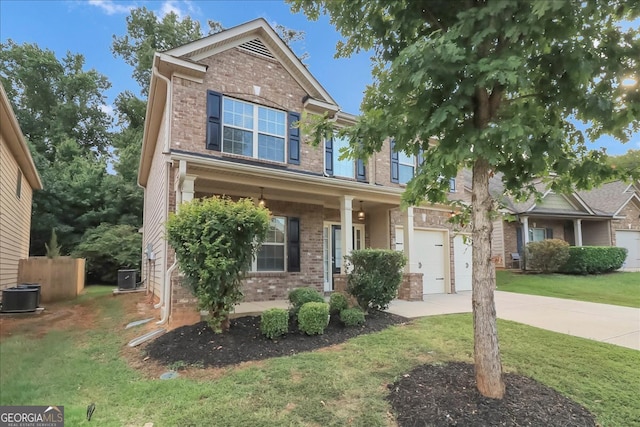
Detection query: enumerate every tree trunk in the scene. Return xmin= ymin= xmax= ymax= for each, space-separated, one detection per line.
xmin=471 ymin=157 xmax=505 ymax=399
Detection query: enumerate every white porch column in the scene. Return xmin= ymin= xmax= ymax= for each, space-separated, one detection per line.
xmin=402 ymin=207 xmax=414 ymax=273
xmin=340 ymin=196 xmax=354 ymax=272
xmin=181 ymin=174 xmax=197 ymax=203
xmin=522 ymin=216 xmax=530 ymax=245
xmin=574 ymin=219 xmax=583 ymax=246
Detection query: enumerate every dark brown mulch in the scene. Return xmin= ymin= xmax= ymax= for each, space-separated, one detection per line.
xmin=146 ymin=310 xmax=407 ymax=368
xmin=387 ymin=362 xmax=597 ymax=427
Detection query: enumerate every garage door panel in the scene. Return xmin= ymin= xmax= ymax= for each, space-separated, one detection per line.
xmin=454 ymin=235 xmax=473 ymax=291
xmin=616 ymin=230 xmax=640 ymax=269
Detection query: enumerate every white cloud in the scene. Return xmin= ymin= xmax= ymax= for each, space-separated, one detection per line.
xmin=159 ymin=0 xmax=184 ymax=18
xmin=99 ymin=104 xmax=114 ymax=117
xmin=87 ymin=0 xmax=133 ymax=15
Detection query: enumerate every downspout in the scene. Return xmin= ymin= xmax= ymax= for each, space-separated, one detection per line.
xmin=151 ymin=65 xmax=173 ymax=315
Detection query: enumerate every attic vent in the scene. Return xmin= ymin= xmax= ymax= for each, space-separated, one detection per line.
xmin=239 ymin=38 xmax=275 ymax=60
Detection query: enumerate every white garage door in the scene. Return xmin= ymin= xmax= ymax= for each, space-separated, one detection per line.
xmin=615 ymin=230 xmax=640 ymax=270
xmin=453 ymin=235 xmax=473 ymax=291
xmin=415 ymin=230 xmax=447 ymax=294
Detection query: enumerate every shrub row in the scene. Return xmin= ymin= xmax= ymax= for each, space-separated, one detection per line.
xmin=525 ymin=241 xmax=628 ymax=274
xmin=560 ymin=246 xmax=628 ymax=274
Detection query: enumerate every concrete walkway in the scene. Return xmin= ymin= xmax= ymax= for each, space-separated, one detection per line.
xmin=235 ymin=291 xmax=640 ymax=351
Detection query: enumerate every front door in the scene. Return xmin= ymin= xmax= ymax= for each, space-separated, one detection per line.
xmin=323 ymin=223 xmax=365 ymax=291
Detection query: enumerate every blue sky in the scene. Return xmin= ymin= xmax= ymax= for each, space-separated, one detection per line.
xmin=1 ymin=0 xmax=637 ymax=155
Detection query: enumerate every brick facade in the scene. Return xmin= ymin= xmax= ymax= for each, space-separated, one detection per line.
xmin=610 ymin=200 xmax=640 ymax=245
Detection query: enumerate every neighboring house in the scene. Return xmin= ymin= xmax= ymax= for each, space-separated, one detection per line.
xmin=138 ymin=19 xmax=471 ymax=326
xmin=0 ymin=84 xmax=43 ymax=290
xmin=476 ymin=170 xmax=640 ymax=270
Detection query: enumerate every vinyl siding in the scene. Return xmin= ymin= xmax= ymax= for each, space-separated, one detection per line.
xmin=491 ymin=219 xmax=505 ymax=267
xmin=141 ymin=114 xmax=169 ymax=298
xmin=535 ymin=193 xmax=576 ymax=211
xmin=0 ymin=133 xmax=34 ymax=290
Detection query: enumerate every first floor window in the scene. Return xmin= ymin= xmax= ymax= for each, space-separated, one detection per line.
xmin=449 ymin=178 xmax=456 ymax=192
xmin=222 ymin=97 xmax=286 ymax=162
xmin=256 ymin=216 xmax=286 ymax=271
xmin=529 ymin=228 xmax=546 ymax=242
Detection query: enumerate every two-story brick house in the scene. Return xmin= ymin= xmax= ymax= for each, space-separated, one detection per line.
xmin=138 ymin=19 xmax=473 ymax=326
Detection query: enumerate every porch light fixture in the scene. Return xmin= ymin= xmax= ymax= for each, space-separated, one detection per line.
xmin=357 ymin=201 xmax=365 ymax=221
xmin=258 ymin=187 xmax=266 ymax=208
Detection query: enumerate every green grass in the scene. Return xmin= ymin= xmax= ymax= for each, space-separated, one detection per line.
xmin=496 ymin=270 xmax=640 ymax=308
xmin=1 ymin=293 xmax=639 ymax=426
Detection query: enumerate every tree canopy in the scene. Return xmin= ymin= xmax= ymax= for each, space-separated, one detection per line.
xmin=290 ymin=0 xmax=640 ymax=398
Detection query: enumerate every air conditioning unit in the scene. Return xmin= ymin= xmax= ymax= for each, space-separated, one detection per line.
xmin=118 ymin=269 xmax=137 ymax=290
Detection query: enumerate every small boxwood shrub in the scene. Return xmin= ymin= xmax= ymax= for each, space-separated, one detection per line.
xmin=346 ymin=249 xmax=407 ymax=312
xmin=329 ymin=293 xmax=349 ymax=314
xmin=288 ymin=287 xmax=325 ymax=316
xmin=560 ymin=246 xmax=628 ymax=274
xmin=340 ymin=307 xmax=365 ymax=327
xmin=525 ymin=239 xmax=570 ymax=273
xmin=260 ymin=308 xmax=289 ymax=339
xmin=297 ymin=302 xmax=330 ymax=335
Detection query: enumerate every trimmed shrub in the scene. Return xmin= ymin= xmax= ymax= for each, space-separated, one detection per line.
xmin=346 ymin=249 xmax=407 ymax=312
xmin=340 ymin=307 xmax=365 ymax=327
xmin=260 ymin=308 xmax=289 ymax=339
xmin=288 ymin=287 xmax=325 ymax=316
xmin=560 ymin=246 xmax=628 ymax=274
xmin=297 ymin=302 xmax=330 ymax=335
xmin=525 ymin=239 xmax=570 ymax=273
xmin=329 ymin=293 xmax=349 ymax=314
xmin=166 ymin=197 xmax=270 ymax=332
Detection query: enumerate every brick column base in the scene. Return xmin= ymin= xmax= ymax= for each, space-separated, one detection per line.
xmin=397 ymin=273 xmax=423 ymax=301
xmin=169 ymin=275 xmax=200 ymax=328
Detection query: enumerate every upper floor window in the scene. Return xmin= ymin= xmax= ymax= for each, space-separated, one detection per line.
xmin=222 ymin=98 xmax=286 ymax=163
xmin=398 ymin=152 xmax=415 ymax=184
xmin=16 ymin=169 xmax=22 ymax=199
xmin=331 ymin=135 xmax=354 ymax=178
xmin=449 ymin=178 xmax=456 ymax=192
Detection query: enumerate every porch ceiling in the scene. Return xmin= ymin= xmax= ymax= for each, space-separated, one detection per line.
xmin=181 ymin=157 xmax=403 ymax=210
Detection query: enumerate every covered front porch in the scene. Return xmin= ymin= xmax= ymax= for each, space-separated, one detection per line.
xmin=170 ymin=153 xmax=421 ymax=301
xmin=518 ymin=214 xmax=613 ymax=251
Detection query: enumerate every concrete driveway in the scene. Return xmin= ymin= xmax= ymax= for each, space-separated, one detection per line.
xmin=386 ymin=291 xmax=640 ymax=351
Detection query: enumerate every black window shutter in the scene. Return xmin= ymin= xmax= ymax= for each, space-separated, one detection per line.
xmin=516 ymin=227 xmax=523 ymax=254
xmin=206 ymin=90 xmax=222 ymax=151
xmin=288 ymin=217 xmax=301 ymax=272
xmin=356 ymin=158 xmax=366 ymax=181
xmin=325 ymin=137 xmax=334 ymax=176
xmin=390 ymin=138 xmax=399 ymax=183
xmin=546 ymin=228 xmax=553 ymax=239
xmin=288 ymin=111 xmax=300 ymax=165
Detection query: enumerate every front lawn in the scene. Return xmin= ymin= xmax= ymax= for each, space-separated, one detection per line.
xmin=496 ymin=270 xmax=640 ymax=308
xmin=1 ymin=291 xmax=638 ymax=426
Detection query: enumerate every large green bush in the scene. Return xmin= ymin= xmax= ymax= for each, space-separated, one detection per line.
xmin=297 ymin=302 xmax=330 ymax=335
xmin=346 ymin=249 xmax=406 ymax=312
xmin=166 ymin=197 xmax=270 ymax=332
xmin=73 ymin=223 xmax=141 ymax=284
xmin=560 ymin=246 xmax=628 ymax=274
xmin=288 ymin=287 xmax=325 ymax=316
xmin=525 ymin=239 xmax=570 ymax=273
xmin=260 ymin=308 xmax=289 ymax=339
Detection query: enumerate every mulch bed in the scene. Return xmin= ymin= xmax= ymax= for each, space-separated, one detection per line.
xmin=146 ymin=310 xmax=408 ymax=368
xmin=387 ymin=362 xmax=597 ymax=427
xmin=145 ymin=312 xmax=597 ymax=426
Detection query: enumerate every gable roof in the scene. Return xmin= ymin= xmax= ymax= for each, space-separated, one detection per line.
xmin=139 ymin=18 xmax=341 ymax=186
xmin=0 ymin=84 xmax=42 ymax=190
xmin=164 ymin=18 xmax=337 ymax=107
xmin=577 ymin=180 xmax=640 ymax=215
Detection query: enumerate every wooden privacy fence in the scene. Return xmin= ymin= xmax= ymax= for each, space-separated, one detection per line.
xmin=18 ymin=257 xmax=85 ymax=303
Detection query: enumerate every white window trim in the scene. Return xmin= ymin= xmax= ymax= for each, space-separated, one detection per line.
xmin=253 ymin=216 xmax=287 ymax=272
xmin=528 ymin=228 xmax=547 ymax=242
xmin=222 ymin=97 xmax=287 ymax=163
